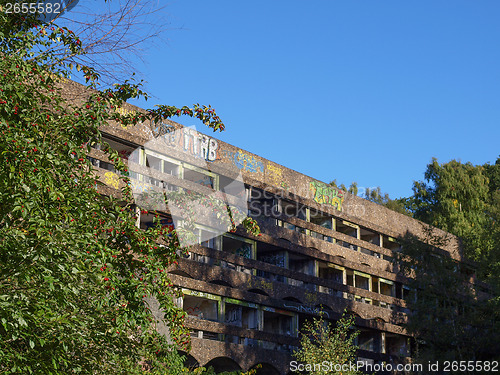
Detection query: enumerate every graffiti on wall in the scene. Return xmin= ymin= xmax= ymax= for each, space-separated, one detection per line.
xmin=149 ymin=119 xmax=173 ymax=138
xmin=104 ymin=172 xmax=119 ymax=189
xmin=260 ymin=254 xmax=286 ymax=268
xmin=225 ymin=306 xmax=242 ymax=325
xmin=116 ymin=107 xmax=137 ymax=128
xmin=185 ymin=299 xmax=217 ymax=320
xmin=232 ymin=243 xmax=252 ymax=259
xmin=267 ymin=163 xmax=283 ymax=186
xmin=194 ymin=175 xmax=214 ymax=188
xmin=130 ymin=179 xmax=155 ymax=193
xmin=234 ymin=150 xmax=264 ymax=173
xmin=149 ymin=123 xmax=220 ymax=162
xmin=283 ymin=303 xmax=330 ymax=318
xmin=309 ymin=181 xmax=344 ymax=211
xmin=185 ymin=306 xmax=203 ymax=318
xmin=267 ymin=163 xmax=290 ymax=191
xmin=221 ymin=149 xmax=264 ymax=173
xmin=187 ymin=290 xmax=216 ymax=299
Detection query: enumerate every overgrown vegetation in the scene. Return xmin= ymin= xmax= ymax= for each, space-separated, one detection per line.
xmin=293 ymin=312 xmax=363 ymax=375
xmin=0 ymin=3 xmax=258 ymax=374
xmin=330 ymin=157 xmax=500 ymax=369
xmin=398 ymin=158 xmax=500 ymax=369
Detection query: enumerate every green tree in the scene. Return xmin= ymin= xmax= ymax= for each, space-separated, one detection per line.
xmin=398 ymin=158 xmax=500 ymax=369
xmin=293 ymin=312 xmax=363 ymax=375
xmin=398 ymin=230 xmax=500 ymax=371
xmin=328 ymin=181 xmax=410 ymax=215
xmin=405 ymin=157 xmax=499 ymax=263
xmin=396 ymin=227 xmax=500 ymax=371
xmin=363 ymin=186 xmax=409 ymax=215
xmin=478 ymin=157 xmax=500 ymax=289
xmin=0 ymin=5 xmax=257 ymax=374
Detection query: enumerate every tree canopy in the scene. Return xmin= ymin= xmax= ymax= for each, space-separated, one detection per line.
xmin=330 ymin=157 xmax=500 ymax=366
xmin=397 ymin=157 xmax=500 ymax=367
xmin=406 ymin=157 xmax=500 ymax=265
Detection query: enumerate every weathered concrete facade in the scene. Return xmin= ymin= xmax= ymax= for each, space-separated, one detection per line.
xmin=72 ymin=78 xmax=465 ymax=374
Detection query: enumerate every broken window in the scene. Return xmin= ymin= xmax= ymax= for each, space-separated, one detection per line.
xmin=360 ymin=227 xmax=380 ymax=246
xmin=280 ymin=199 xmax=307 ymax=221
xmin=263 ymin=309 xmax=296 ymax=336
xmin=347 ymin=270 xmax=371 ymax=291
xmin=318 ymin=263 xmax=344 ymax=296
xmin=183 ymin=166 xmax=217 ymax=189
xmin=183 ymin=293 xmax=219 ymax=322
xmin=102 ymin=135 xmax=136 ymax=162
xmin=92 ymin=135 xmax=137 ymax=172
xmin=360 ymin=247 xmax=373 ymax=256
xmin=309 ymin=210 xmax=333 ymax=229
xmin=141 ymin=150 xmax=181 ymax=191
xmin=336 ymin=219 xmax=359 ymax=239
xmin=318 ymin=262 xmax=344 ymax=284
xmin=88 ymin=156 xmax=115 ymax=172
xmin=358 ymin=330 xmax=376 ymax=352
xmin=383 ymin=254 xmax=394 ymax=263
xmin=224 ymin=300 xmax=259 ymax=329
xmin=355 ymin=273 xmax=370 ymax=291
xmin=221 ymin=234 xmax=255 ymax=259
xmin=140 ymin=212 xmax=173 ymax=231
xmin=256 ymin=242 xmax=287 ymax=268
xmin=248 ymin=188 xmax=278 ymax=217
xmin=145 ymin=152 xmax=161 ymax=172
xmin=346 ymin=270 xmax=354 ymax=287
xmin=289 ymin=252 xmax=316 ymax=276
xmin=310 ymin=231 xmax=323 ymax=240
xmin=163 ymin=159 xmax=179 ymax=176
xmin=197 ymin=226 xmax=220 ymax=250
xmin=382 ymin=235 xmax=401 ymax=252
xmin=256 ymin=269 xmax=285 ymax=283
xmin=402 ymin=285 xmax=411 ymax=301
xmin=219 ymin=175 xmax=248 ymax=199
xmin=379 ymin=278 xmax=395 ymax=297
xmin=386 ymin=334 xmax=409 ymax=357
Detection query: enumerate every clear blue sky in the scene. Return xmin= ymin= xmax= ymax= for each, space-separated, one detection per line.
xmin=76 ymin=1 xmax=500 ymax=199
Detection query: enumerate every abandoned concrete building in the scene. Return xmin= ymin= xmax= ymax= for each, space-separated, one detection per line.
xmin=85 ymin=92 xmax=466 ymax=374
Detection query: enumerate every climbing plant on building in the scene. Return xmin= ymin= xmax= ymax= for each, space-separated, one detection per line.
xmin=0 ymin=5 xmax=259 ymax=374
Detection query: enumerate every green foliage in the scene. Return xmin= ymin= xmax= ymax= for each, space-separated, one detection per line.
xmin=329 ymin=159 xmax=499 ymax=369
xmin=0 ymin=5 xmax=259 ymax=374
xmin=396 ymin=227 xmax=498 ymax=369
xmin=328 ymin=180 xmax=410 ymax=215
xmin=363 ymin=186 xmax=410 ymax=215
xmin=397 ymin=158 xmax=500 ymax=369
xmin=293 ymin=312 xmax=362 ymax=375
xmin=400 ymin=227 xmax=477 ymax=363
xmin=0 ymin=11 xmax=185 ymax=375
xmin=405 ymin=157 xmax=499 ymax=263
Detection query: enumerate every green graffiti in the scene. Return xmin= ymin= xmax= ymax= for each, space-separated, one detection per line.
xmin=235 ymin=243 xmax=252 ymax=259
xmin=309 ymin=181 xmax=344 ymax=211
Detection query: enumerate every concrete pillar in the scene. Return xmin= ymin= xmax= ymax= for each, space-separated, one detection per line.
xmin=135 ymin=205 xmax=140 ymax=228
xmin=257 ymin=308 xmax=264 ymax=331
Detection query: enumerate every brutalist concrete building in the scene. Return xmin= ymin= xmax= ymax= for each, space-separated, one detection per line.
xmin=85 ymin=92 xmax=464 ymax=375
